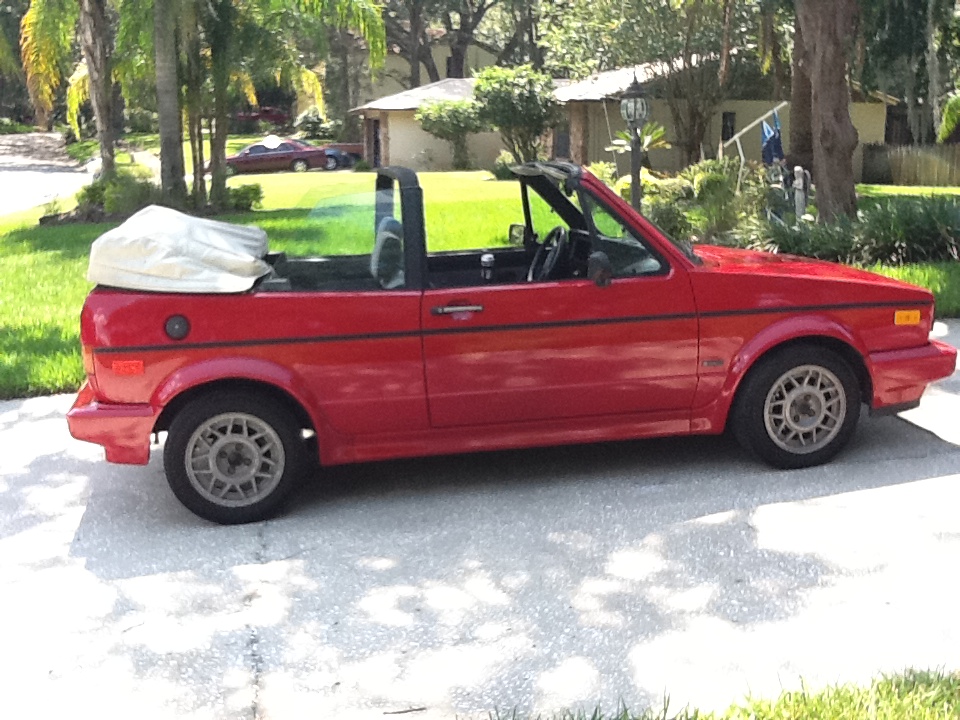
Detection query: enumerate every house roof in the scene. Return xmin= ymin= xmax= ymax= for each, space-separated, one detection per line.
xmin=554 ymin=64 xmax=667 ymax=103
xmin=352 ymin=78 xmax=476 ymax=113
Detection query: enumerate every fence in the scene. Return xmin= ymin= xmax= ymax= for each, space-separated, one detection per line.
xmin=863 ymin=144 xmax=960 ymax=186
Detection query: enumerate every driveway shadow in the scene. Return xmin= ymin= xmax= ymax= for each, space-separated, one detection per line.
xmin=54 ymin=411 xmax=960 ymax=717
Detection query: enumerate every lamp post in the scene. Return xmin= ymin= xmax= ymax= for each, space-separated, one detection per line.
xmin=619 ymin=74 xmax=649 ymax=211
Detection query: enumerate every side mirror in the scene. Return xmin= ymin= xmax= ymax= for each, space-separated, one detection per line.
xmin=587 ymin=251 xmax=613 ymax=287
xmin=508 ymin=223 xmax=526 ymax=246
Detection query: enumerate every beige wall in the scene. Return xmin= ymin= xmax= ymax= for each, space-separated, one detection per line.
xmin=381 ymin=110 xmax=504 ymax=171
xmin=580 ymin=99 xmax=888 ymax=182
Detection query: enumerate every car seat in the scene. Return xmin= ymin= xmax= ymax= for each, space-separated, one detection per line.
xmin=370 ymin=217 xmax=405 ymax=289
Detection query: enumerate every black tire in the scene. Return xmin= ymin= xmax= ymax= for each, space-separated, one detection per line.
xmin=225 ymin=164 xmax=237 ymax=177
xmin=324 ymin=154 xmax=339 ymax=171
xmin=163 ymin=391 xmax=308 ymax=524
xmin=292 ymin=159 xmax=309 ymax=172
xmin=732 ymin=345 xmax=861 ymax=469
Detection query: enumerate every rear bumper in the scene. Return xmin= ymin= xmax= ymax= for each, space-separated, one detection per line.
xmin=869 ymin=340 xmax=957 ymax=411
xmin=65 ymin=382 xmax=156 ymax=465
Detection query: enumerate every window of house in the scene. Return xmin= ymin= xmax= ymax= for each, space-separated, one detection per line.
xmin=722 ymin=112 xmax=737 ymax=142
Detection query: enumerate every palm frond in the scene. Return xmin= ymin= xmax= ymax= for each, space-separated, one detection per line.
xmin=297 ymin=66 xmax=325 ymax=117
xmin=231 ymin=70 xmax=258 ymax=106
xmin=20 ymin=0 xmax=78 ymax=124
xmin=297 ymin=0 xmax=385 ymax=67
xmin=66 ymin=62 xmax=90 ymax=140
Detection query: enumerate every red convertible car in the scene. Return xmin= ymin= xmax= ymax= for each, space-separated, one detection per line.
xmin=67 ymin=164 xmax=957 ymax=524
xmin=224 ymin=137 xmax=340 ymax=175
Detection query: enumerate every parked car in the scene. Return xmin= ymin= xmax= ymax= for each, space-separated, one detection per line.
xmin=222 ymin=137 xmax=340 ymax=175
xmin=234 ymin=106 xmax=290 ymax=126
xmin=67 ymin=163 xmax=957 ymax=524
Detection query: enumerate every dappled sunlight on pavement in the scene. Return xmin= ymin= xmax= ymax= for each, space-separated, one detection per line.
xmin=1 ymin=327 xmax=959 ymax=720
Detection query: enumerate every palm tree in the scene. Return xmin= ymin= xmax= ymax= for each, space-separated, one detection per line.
xmin=151 ymin=0 xmax=386 ymax=209
xmin=21 ymin=0 xmax=117 ymax=176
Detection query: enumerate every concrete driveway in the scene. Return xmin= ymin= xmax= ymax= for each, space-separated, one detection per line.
xmin=1 ymin=323 xmax=958 ymax=719
xmin=0 ymin=133 xmax=91 ymax=215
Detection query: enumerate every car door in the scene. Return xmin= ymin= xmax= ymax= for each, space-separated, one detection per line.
xmin=420 ymin=185 xmax=700 ymax=429
xmin=236 ymin=144 xmax=268 ymax=172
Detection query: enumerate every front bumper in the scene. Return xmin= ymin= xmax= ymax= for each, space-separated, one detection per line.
xmin=66 ymin=382 xmax=157 ymax=465
xmin=869 ymin=339 xmax=957 ymax=411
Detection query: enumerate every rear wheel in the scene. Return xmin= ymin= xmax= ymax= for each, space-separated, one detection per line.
xmin=163 ymin=392 xmax=308 ymax=523
xmin=292 ymin=159 xmax=309 ymax=172
xmin=733 ymin=346 xmax=861 ymax=469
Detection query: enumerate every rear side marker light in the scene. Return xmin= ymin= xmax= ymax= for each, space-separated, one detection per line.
xmin=112 ymin=360 xmax=144 ymax=376
xmin=894 ymin=310 xmax=921 ymax=326
xmin=82 ymin=346 xmax=95 ymax=376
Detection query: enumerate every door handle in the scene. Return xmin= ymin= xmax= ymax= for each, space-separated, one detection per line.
xmin=431 ymin=304 xmax=484 ymax=315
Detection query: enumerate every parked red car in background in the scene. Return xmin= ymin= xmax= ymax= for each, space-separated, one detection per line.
xmin=223 ymin=137 xmax=340 ymax=175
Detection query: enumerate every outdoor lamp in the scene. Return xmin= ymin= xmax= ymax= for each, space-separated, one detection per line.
xmin=619 ymin=73 xmax=649 ymax=210
xmin=619 ymin=74 xmax=649 ymax=129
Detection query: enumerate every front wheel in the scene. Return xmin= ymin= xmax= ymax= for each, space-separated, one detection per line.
xmin=324 ymin=154 xmax=339 ymax=171
xmin=732 ymin=346 xmax=861 ymax=469
xmin=163 ymin=392 xmax=308 ymax=523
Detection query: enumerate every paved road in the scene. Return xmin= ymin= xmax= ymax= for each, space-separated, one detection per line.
xmin=0 ymin=133 xmax=92 ymax=215
xmin=1 ymin=323 xmax=958 ymax=719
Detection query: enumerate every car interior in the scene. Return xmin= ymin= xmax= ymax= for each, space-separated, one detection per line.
xmin=258 ymin=166 xmax=665 ymax=293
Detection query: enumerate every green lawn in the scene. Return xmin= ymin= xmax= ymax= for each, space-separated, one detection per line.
xmin=858 ymin=184 xmax=960 ymax=197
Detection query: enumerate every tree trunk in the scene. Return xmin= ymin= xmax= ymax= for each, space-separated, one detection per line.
xmin=926 ymin=0 xmax=943 ymax=138
xmin=447 ymin=40 xmax=468 ymax=78
xmin=789 ymin=17 xmax=814 ymax=172
xmin=419 ymin=41 xmax=441 ymax=83
xmin=408 ymin=0 xmax=422 ymax=87
xmin=154 ymin=0 xmax=187 ymax=206
xmin=79 ymin=0 xmax=115 ymax=178
xmin=207 ymin=0 xmax=233 ymax=210
xmin=184 ymin=6 xmax=206 ymax=206
xmin=796 ymin=0 xmax=859 ymax=221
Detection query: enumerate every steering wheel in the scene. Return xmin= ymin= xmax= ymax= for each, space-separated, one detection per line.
xmin=526 ymin=226 xmax=569 ymax=282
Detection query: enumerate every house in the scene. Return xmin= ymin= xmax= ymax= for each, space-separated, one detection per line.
xmin=557 ymin=65 xmax=893 ymax=182
xmin=352 ymin=78 xmax=504 ymax=170
xmin=355 ymin=65 xmax=893 ymax=181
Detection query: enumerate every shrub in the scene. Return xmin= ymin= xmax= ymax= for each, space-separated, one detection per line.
xmin=0 ymin=117 xmax=34 ymax=134
xmin=125 ymin=108 xmax=158 ymax=133
xmin=491 ymin=150 xmax=516 ymax=180
xmin=586 ymin=161 xmax=617 ymax=188
xmin=103 ymin=174 xmax=162 ymax=215
xmin=295 ymin=106 xmax=340 ymax=141
xmin=858 ymin=196 xmax=960 ymax=264
xmin=77 ymin=177 xmax=109 ymax=211
xmin=227 ymin=183 xmax=264 ymax=212
xmin=646 ymin=199 xmax=694 ymax=241
xmin=352 ymin=159 xmax=372 ymax=172
xmin=474 ymin=65 xmax=561 ymax=164
xmin=415 ymin=99 xmax=486 ymax=170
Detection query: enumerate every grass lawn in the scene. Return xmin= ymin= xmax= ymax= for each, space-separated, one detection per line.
xmin=858 ymin=183 xmax=960 ymax=197
xmin=582 ymin=669 xmax=960 ymax=719
xmin=0 ymin=170 xmax=957 ymax=399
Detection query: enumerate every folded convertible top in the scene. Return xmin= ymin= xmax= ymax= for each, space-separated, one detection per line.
xmin=87 ymin=205 xmax=272 ymax=293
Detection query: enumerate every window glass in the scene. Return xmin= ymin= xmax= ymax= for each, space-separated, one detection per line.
xmin=247 ymin=145 xmax=267 ymax=155
xmin=583 ymin=196 xmax=664 ymax=277
xmin=277 ymin=143 xmax=296 ymax=152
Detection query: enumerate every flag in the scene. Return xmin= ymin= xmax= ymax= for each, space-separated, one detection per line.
xmin=761 ymin=112 xmax=785 ymax=165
